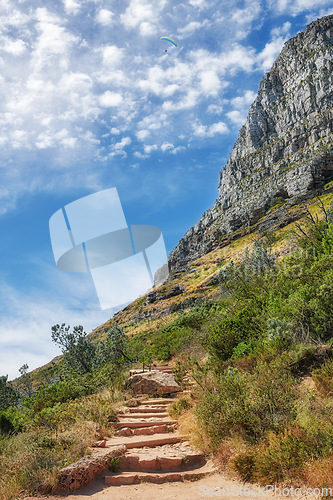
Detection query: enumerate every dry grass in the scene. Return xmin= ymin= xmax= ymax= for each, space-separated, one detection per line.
xmin=177 ymin=410 xmax=211 ymax=454
xmin=0 ymin=390 xmax=121 ymax=498
xmin=302 ymin=455 xmax=333 ymax=490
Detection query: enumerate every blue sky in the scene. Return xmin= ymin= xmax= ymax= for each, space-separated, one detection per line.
xmin=0 ymin=0 xmax=333 ymax=380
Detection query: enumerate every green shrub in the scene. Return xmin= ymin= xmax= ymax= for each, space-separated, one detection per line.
xmin=196 ymin=368 xmax=259 ymax=448
xmin=296 ymin=395 xmax=333 ymax=453
xmin=312 ymin=359 xmax=333 ymax=397
xmin=266 ymin=318 xmax=292 ymax=349
xmin=196 ymin=358 xmax=297 ymax=450
xmin=203 ymin=309 xmax=261 ymax=360
xmin=0 ymin=407 xmax=24 ymax=434
xmin=232 ymin=342 xmax=253 ymax=359
xmin=253 ymin=425 xmax=318 ymax=483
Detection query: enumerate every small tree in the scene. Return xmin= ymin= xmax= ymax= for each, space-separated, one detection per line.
xmin=51 ymin=324 xmax=96 ymax=375
xmin=18 ymin=364 xmax=33 ymax=398
xmin=94 ymin=323 xmax=132 ymax=368
xmin=0 ymin=375 xmax=18 ymax=410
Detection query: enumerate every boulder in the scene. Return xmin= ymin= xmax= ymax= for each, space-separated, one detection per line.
xmin=125 ymin=370 xmax=181 ymax=395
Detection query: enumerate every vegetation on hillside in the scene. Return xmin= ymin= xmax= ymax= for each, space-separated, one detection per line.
xmin=1 ymin=197 xmax=333 ymax=496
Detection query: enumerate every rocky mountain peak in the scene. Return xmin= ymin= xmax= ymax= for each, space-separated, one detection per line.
xmin=169 ymin=14 xmax=333 ymax=272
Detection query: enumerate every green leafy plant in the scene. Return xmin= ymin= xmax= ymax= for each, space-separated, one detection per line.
xmin=109 ymin=457 xmax=121 ymax=473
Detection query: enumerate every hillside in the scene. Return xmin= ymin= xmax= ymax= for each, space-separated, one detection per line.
xmin=91 ymin=187 xmax=333 ymax=343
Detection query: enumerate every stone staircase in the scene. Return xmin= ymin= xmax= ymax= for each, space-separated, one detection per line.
xmin=104 ymin=366 xmax=215 ymax=486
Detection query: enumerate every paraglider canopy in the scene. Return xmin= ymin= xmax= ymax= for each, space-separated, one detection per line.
xmin=160 ymin=36 xmax=177 ymax=47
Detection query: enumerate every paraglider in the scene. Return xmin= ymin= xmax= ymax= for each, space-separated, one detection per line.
xmin=160 ymin=36 xmax=177 ymax=52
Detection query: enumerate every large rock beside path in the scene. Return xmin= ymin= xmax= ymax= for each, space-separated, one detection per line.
xmin=125 ymin=370 xmax=181 ymax=395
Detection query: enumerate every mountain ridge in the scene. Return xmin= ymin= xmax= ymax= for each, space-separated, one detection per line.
xmin=168 ymin=14 xmax=333 ymax=272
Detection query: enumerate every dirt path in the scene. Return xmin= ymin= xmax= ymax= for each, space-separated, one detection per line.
xmin=26 ymin=473 xmax=287 ymax=500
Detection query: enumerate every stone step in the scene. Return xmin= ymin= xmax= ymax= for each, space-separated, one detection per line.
xmin=118 ymin=412 xmax=169 ymax=419
xmin=105 ymin=463 xmax=214 ymax=485
xmin=117 ymin=453 xmax=205 ymax=472
xmin=116 ymin=424 xmax=171 ymax=437
xmin=125 ymin=435 xmax=186 ymax=449
xmin=139 ymin=398 xmax=175 ymax=405
xmin=126 ymin=407 xmax=168 ymax=413
xmin=115 ymin=420 xmax=176 ymax=429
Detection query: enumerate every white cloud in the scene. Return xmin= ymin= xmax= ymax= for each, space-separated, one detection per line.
xmin=121 ymin=0 xmax=166 ymax=30
xmin=224 ymin=44 xmax=256 ymax=73
xmin=102 ymin=45 xmax=123 ymax=67
xmin=226 ymin=109 xmax=246 ymax=126
xmin=144 ymin=144 xmax=158 ymax=154
xmin=257 ymin=36 xmax=287 ymax=71
xmin=193 ymin=120 xmax=228 ymax=137
xmin=137 ymin=129 xmax=151 ymax=141
xmin=99 ymin=91 xmax=123 ymax=107
xmin=256 ymin=21 xmax=291 ymax=71
xmin=207 ymin=104 xmax=223 ymax=114
xmin=161 ymin=142 xmax=185 ymax=154
xmin=1 ymin=36 xmax=26 ymax=55
xmin=305 ymin=7 xmax=333 ymax=22
xmin=229 ymin=0 xmax=262 ymax=39
xmin=271 ymin=0 xmax=333 ymax=15
xmin=0 ymin=277 xmax=111 ymax=380
xmin=96 ymin=9 xmax=114 ymax=26
xmin=161 ymin=142 xmax=174 ymax=152
xmin=231 ymin=90 xmax=256 ymax=109
xmin=108 ymin=136 xmax=132 ymax=157
xmin=271 ymin=21 xmax=292 ymax=37
xmin=110 ymin=127 xmax=120 ymax=135
xmin=63 ymin=0 xmax=80 ymax=15
xmin=140 ymin=21 xmax=157 ymax=36
xmin=163 ymin=89 xmax=200 ymax=111
xmin=189 ymin=0 xmax=208 ymax=9
xmin=178 ymin=20 xmax=209 ymax=37
xmin=199 ymin=70 xmax=221 ymax=96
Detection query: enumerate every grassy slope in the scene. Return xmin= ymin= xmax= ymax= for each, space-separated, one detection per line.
xmin=90 ymin=186 xmax=333 ymax=342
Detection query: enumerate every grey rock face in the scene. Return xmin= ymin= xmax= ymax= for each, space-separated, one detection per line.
xmin=169 ymin=15 xmax=333 ymax=272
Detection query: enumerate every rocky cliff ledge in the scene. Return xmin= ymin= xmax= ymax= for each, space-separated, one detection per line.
xmin=169 ymin=15 xmax=333 ymax=272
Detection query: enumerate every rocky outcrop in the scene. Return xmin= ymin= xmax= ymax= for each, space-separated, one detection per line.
xmin=56 ymin=445 xmax=125 ymax=491
xmin=169 ymin=15 xmax=333 ymax=271
xmin=125 ymin=370 xmax=181 ymax=395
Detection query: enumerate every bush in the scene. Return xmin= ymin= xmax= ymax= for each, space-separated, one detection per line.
xmin=252 ymin=425 xmax=318 ymax=484
xmin=312 ymin=359 xmax=333 ymax=397
xmin=149 ymin=304 xmax=216 ymax=361
xmin=169 ymin=397 xmax=193 ymax=418
xmin=196 ymin=358 xmax=297 ymax=450
xmin=196 ymin=368 xmax=259 ymax=448
xmin=0 ymin=407 xmax=24 ymax=434
xmin=232 ymin=342 xmax=253 ymax=359
xmin=231 ymin=451 xmax=255 ymax=481
xmin=203 ymin=309 xmax=261 ymax=361
xmin=266 ymin=318 xmax=292 ymax=349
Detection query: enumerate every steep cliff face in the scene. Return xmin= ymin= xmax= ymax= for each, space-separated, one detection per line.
xmin=169 ymin=15 xmax=333 ymax=271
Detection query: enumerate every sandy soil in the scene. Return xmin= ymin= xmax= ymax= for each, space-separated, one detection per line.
xmin=25 ymin=473 xmax=290 ymax=500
